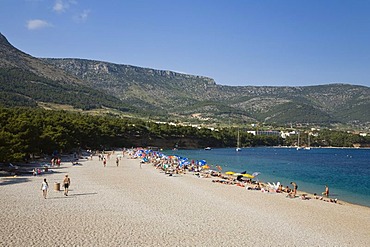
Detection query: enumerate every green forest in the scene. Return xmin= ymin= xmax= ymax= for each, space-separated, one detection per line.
xmin=0 ymin=106 xmax=368 ymax=162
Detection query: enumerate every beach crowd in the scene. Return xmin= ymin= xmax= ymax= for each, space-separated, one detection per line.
xmin=123 ymin=148 xmax=338 ymax=204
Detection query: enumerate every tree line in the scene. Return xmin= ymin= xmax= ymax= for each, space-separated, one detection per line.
xmin=0 ymin=106 xmax=368 ymax=162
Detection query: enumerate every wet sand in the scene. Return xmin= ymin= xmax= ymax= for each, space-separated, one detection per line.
xmin=1 ymin=155 xmax=369 ymax=246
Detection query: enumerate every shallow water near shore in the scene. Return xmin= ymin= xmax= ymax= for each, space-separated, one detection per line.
xmin=164 ymin=147 xmax=370 ymax=207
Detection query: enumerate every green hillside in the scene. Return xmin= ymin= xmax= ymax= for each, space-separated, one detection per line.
xmin=1 ymin=32 xmax=369 ymax=127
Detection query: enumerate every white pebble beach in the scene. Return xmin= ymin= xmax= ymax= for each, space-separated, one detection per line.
xmin=1 ymin=154 xmax=369 ymax=247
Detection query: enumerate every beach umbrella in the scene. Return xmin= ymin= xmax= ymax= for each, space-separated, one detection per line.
xmin=232 ymin=173 xmax=243 ymax=177
xmin=252 ymin=172 xmax=260 ymax=177
xmin=225 ymin=171 xmax=235 ymax=175
xmin=242 ymin=173 xmax=254 ymax=178
xmin=198 ymin=160 xmax=207 ymax=166
xmin=179 ymin=160 xmax=189 ymax=167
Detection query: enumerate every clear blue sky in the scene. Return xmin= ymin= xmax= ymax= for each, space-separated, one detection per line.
xmin=1 ymin=0 xmax=370 ymax=87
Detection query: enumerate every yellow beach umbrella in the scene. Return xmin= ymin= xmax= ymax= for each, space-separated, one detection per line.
xmin=232 ymin=173 xmax=243 ymax=177
xmin=242 ymin=173 xmax=254 ymax=178
xmin=225 ymin=171 xmax=235 ymax=175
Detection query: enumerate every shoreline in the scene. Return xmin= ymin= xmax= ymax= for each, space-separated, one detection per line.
xmin=162 ymin=147 xmax=370 ymax=208
xmin=1 ymin=152 xmax=370 ymax=246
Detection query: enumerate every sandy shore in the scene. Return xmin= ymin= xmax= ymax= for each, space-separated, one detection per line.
xmin=1 ymin=154 xmax=369 ymax=247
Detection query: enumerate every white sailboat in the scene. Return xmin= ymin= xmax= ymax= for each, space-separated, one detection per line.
xmin=304 ymin=133 xmax=311 ymax=150
xmin=236 ymin=129 xmax=242 ymax=152
xmin=296 ymin=132 xmax=303 ymax=150
xmin=297 ymin=132 xmax=311 ymax=150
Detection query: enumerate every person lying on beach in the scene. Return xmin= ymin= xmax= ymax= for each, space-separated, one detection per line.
xmin=330 ymin=198 xmax=338 ymax=203
xmin=287 ymin=186 xmax=297 ymax=198
xmin=199 ymin=173 xmax=211 ymax=178
xmin=236 ymin=182 xmax=245 ymax=187
xmin=300 ymin=194 xmax=310 ymax=200
xmin=286 ymin=192 xmax=296 ymax=198
xmin=212 ymin=179 xmax=235 ymax=185
xmin=284 ymin=186 xmax=291 ymax=193
xmin=248 ymin=183 xmax=261 ymax=190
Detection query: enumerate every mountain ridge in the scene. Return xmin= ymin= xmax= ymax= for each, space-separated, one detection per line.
xmin=0 ymin=33 xmax=133 ymax=111
xmin=1 ymin=32 xmax=369 ymax=127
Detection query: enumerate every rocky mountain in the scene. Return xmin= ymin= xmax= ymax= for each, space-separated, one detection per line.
xmin=1 ymin=32 xmax=369 ymax=126
xmin=42 ymin=58 xmax=370 ymax=126
xmin=0 ymin=33 xmax=132 ymax=111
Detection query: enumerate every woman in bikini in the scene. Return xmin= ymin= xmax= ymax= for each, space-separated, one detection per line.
xmin=41 ymin=178 xmax=49 ymax=199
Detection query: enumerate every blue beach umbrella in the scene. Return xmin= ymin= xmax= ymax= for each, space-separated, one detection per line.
xmin=179 ymin=160 xmax=190 ymax=167
xmin=198 ymin=160 xmax=207 ymax=166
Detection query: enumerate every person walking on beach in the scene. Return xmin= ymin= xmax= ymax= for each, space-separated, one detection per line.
xmin=116 ymin=157 xmax=119 ymax=167
xmin=63 ymin=174 xmax=71 ymax=196
xmin=41 ymin=178 xmax=49 ymax=199
xmin=103 ymin=158 xmax=107 ymax=167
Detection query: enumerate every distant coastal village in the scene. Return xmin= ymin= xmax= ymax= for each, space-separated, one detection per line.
xmin=154 ymin=119 xmax=370 ymax=148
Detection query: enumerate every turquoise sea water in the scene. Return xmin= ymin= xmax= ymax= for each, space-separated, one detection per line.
xmin=163 ymin=147 xmax=370 ymax=208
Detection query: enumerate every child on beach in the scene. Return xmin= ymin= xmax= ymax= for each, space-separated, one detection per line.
xmin=41 ymin=178 xmax=49 ymax=199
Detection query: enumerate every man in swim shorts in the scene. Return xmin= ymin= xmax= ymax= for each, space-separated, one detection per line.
xmin=63 ymin=174 xmax=71 ymax=196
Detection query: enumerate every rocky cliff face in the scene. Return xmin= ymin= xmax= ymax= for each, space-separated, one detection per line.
xmin=42 ymin=58 xmax=221 ymax=109
xmin=43 ymin=57 xmax=370 ymax=125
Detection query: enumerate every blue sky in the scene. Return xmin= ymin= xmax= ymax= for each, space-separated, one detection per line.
xmin=1 ymin=0 xmax=370 ymax=87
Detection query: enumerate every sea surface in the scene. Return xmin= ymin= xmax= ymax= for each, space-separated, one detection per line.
xmin=163 ymin=147 xmax=370 ymax=208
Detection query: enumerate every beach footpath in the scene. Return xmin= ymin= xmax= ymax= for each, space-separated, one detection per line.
xmin=1 ymin=154 xmax=369 ymax=247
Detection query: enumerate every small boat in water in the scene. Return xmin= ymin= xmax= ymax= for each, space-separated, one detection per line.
xmin=204 ymin=147 xmax=212 ymax=150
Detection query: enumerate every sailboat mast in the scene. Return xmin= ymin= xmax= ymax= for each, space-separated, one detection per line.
xmin=236 ymin=129 xmax=242 ymax=151
xmin=237 ymin=129 xmax=240 ymax=148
